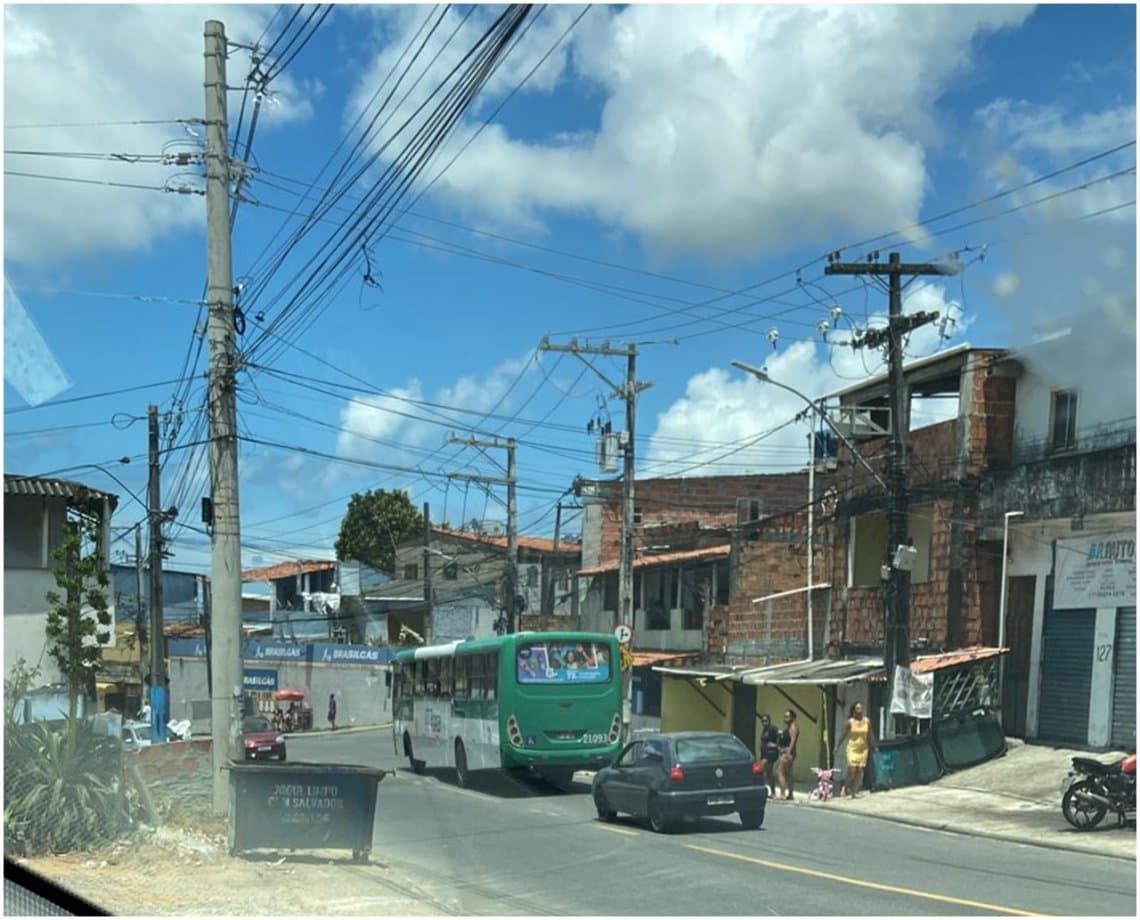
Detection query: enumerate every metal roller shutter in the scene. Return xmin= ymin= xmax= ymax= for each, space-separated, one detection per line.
xmin=1038 ymin=580 xmax=1095 ymax=745
xmin=1111 ymin=607 xmax=1136 ymax=749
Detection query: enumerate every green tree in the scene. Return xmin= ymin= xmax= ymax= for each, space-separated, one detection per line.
xmin=334 ymin=489 xmax=424 ymax=575
xmin=44 ymin=518 xmax=112 ymax=726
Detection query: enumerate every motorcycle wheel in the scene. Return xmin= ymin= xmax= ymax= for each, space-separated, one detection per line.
xmin=1062 ymin=779 xmax=1109 ymax=830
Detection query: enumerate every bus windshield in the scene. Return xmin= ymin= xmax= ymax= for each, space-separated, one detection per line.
xmin=515 ymin=640 xmax=612 ymax=684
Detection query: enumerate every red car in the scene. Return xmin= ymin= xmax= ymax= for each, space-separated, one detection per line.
xmin=242 ymin=715 xmax=287 ymax=761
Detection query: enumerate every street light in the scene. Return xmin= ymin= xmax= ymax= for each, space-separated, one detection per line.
xmin=997 ymin=510 xmax=1024 ymax=725
xmin=731 ymin=362 xmax=830 ymax=660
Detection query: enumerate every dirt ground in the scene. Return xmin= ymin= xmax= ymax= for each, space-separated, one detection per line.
xmin=18 ymin=826 xmax=451 ymax=916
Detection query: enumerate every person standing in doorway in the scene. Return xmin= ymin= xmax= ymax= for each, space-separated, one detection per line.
xmin=776 ymin=709 xmax=799 ymax=800
xmin=759 ymin=714 xmax=780 ymax=796
xmin=834 ymin=701 xmax=876 ymax=798
xmin=328 ymin=693 xmax=338 ymax=731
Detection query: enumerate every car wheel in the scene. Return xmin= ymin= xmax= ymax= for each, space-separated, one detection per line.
xmin=739 ymin=808 xmax=765 ymax=830
xmin=647 ymin=793 xmax=672 ymax=834
xmin=454 ymin=740 xmax=470 ymax=788
xmin=594 ymin=788 xmax=617 ymax=823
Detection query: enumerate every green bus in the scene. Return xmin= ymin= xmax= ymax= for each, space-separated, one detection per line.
xmin=392 ymin=631 xmax=623 ymax=787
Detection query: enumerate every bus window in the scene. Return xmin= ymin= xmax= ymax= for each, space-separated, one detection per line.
xmin=413 ymin=660 xmax=427 ymax=696
xmin=439 ymin=659 xmax=452 ymax=698
xmin=454 ymin=657 xmax=469 ymax=699
xmin=485 ymin=652 xmax=498 ymax=701
xmin=470 ymin=654 xmax=486 ymax=700
xmin=516 ymin=640 xmax=612 ymax=684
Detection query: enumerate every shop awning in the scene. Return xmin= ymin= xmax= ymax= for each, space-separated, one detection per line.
xmin=738 ymin=657 xmax=886 ymax=686
xmin=653 ymin=663 xmax=753 ymax=681
xmin=631 ymin=650 xmax=703 ymax=668
xmin=908 ymin=646 xmax=1009 ymax=674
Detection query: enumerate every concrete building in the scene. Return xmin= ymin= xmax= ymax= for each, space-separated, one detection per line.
xmin=3 ymin=474 xmax=118 ymax=684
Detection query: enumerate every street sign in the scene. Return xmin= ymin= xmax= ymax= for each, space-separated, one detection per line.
xmin=614 ymin=623 xmax=633 ymax=645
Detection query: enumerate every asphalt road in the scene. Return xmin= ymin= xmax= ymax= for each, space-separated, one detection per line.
xmin=290 ymin=729 xmax=1137 ymax=917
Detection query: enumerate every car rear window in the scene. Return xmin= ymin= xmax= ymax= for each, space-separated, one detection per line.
xmin=674 ymin=735 xmax=751 ymax=764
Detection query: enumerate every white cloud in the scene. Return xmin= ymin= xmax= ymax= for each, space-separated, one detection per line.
xmin=357 ymin=5 xmax=1030 ymax=262
xmin=975 ymin=99 xmax=1136 ymax=158
xmin=4 ymin=5 xmax=311 ymax=267
xmin=645 ymin=285 xmax=968 ymax=476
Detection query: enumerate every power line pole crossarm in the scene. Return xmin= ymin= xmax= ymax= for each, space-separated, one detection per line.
xmin=204 ymin=19 xmax=244 ymax=814
xmin=824 ymin=251 xmax=960 ymax=737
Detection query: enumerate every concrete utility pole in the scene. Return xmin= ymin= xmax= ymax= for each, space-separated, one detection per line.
xmin=147 ymin=404 xmax=167 ymax=742
xmin=542 ymin=500 xmax=563 ymax=632
xmin=447 ymin=436 xmax=518 ymax=632
xmin=824 ymin=251 xmax=959 ymax=734
xmin=539 ymin=338 xmax=650 ymax=740
xmin=135 ymin=524 xmax=145 ymax=689
xmin=204 ymin=19 xmax=243 ymax=814
xmin=422 ymin=502 xmax=433 ymax=644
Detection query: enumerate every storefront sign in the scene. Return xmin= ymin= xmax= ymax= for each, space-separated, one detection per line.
xmin=890 ymin=666 xmax=934 ymax=718
xmin=243 ymin=668 xmax=278 ymax=691
xmin=167 ymin=637 xmax=395 ymax=665
xmin=1055 ymin=531 xmax=1137 ymax=610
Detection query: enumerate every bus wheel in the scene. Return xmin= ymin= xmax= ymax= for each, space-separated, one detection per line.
xmin=454 ymin=740 xmax=470 ymax=788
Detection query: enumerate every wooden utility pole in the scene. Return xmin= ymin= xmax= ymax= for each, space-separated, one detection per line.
xmin=538 ymin=338 xmax=650 ymax=740
xmin=204 ymin=19 xmax=243 ymax=813
xmin=824 ymin=251 xmax=959 ymax=734
xmin=147 ymin=404 xmax=167 ymax=742
xmin=447 ymin=436 xmax=517 ymax=632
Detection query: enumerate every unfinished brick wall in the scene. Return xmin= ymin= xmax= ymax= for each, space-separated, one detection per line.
xmin=591 ymin=473 xmax=817 ymax=567
xmin=127 ymin=738 xmax=212 ymax=783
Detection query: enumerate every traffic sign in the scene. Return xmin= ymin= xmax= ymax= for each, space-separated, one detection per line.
xmin=614 ymin=623 xmax=633 ymax=645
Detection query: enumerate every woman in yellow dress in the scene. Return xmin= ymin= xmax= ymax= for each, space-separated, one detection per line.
xmin=834 ymin=701 xmax=876 ymax=798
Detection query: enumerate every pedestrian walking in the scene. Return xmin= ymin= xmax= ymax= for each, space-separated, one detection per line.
xmin=834 ymin=701 xmax=876 ymax=798
xmin=776 ymin=709 xmax=799 ymax=800
xmin=328 ymin=693 xmax=337 ymax=731
xmin=759 ymin=713 xmax=780 ymax=796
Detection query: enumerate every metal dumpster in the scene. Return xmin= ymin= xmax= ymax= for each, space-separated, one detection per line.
xmin=228 ymin=761 xmax=391 ymax=861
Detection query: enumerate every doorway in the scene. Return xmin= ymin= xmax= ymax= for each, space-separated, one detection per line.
xmin=1001 ymin=575 xmax=1035 ymax=738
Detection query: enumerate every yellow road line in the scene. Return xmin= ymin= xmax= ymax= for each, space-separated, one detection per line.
xmin=595 ymin=824 xmax=639 ymax=837
xmin=685 ymin=844 xmax=1047 ymax=917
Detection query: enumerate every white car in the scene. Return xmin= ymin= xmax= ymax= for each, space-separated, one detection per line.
xmin=122 ymin=721 xmax=152 ymax=748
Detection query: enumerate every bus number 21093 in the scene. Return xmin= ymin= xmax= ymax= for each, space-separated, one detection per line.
xmin=581 ymin=732 xmax=609 ymax=745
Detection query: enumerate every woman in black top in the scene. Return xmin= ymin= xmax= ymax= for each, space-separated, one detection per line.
xmin=759 ymin=713 xmax=780 ymax=795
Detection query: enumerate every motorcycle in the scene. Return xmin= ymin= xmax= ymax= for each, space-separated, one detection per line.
xmin=1061 ymin=753 xmax=1136 ymax=830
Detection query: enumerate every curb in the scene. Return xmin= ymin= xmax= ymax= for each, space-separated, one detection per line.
xmin=785 ymin=799 xmax=1137 ymax=863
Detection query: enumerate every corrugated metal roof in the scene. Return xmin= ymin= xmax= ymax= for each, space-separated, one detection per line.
xmin=242 ymin=560 xmax=337 ymax=583
xmin=5 ymin=474 xmax=118 ymax=508
xmin=578 ymin=544 xmax=731 ymax=577
xmin=909 ymin=646 xmax=1008 ymax=674
xmin=739 ymin=657 xmax=886 ymax=686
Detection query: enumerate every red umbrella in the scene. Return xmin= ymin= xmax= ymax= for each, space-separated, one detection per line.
xmin=273 ymin=688 xmax=305 ymax=702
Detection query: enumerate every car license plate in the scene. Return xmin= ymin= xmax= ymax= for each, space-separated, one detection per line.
xmin=707 ymin=794 xmax=734 ymax=805
xmin=258 ymin=745 xmax=272 ymax=752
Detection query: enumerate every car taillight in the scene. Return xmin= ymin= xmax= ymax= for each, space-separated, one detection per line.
xmin=668 ymin=766 xmax=684 ymax=785
xmin=752 ymin=761 xmax=764 ymax=776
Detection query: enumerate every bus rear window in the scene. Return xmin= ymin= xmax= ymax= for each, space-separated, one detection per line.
xmin=516 ymin=641 xmax=611 ymax=684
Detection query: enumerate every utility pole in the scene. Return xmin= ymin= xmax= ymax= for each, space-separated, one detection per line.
xmin=542 ymin=500 xmax=563 ymax=632
xmin=422 ymin=502 xmax=433 ymax=644
xmin=447 ymin=436 xmax=518 ymax=632
xmin=135 ymin=524 xmax=145 ymax=692
xmin=147 ymin=405 xmax=167 ymax=742
xmin=204 ymin=19 xmax=243 ymax=814
xmin=824 ymin=251 xmax=959 ymax=735
xmin=539 ymin=338 xmax=650 ymax=740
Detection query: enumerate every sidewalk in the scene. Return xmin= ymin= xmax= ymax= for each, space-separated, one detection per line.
xmin=787 ymin=739 xmax=1135 ymax=861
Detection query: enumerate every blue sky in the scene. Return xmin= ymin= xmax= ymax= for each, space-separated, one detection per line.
xmin=4 ymin=3 xmax=1136 ymax=577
